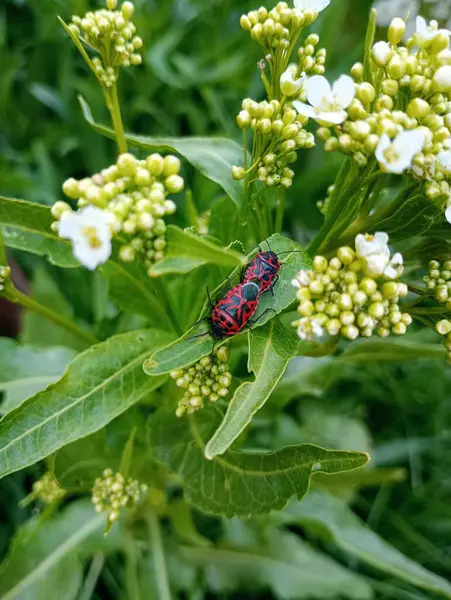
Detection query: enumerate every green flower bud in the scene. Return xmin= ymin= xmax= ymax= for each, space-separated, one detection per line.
xmin=117 ymin=153 xmax=137 ymax=176
xmin=433 ymin=66 xmax=451 ymax=92
xmin=371 ymin=41 xmax=392 ymax=67
xmin=357 ymin=82 xmax=375 ymax=104
xmin=165 ymin=174 xmax=184 ymax=194
xmin=237 ymin=110 xmax=252 ymax=128
xmin=388 ymin=17 xmax=405 ymax=45
xmin=135 ymin=168 xmax=151 ymax=186
xmin=392 ymin=322 xmax=407 ymax=335
xmin=63 ymin=177 xmax=81 ymax=199
xmin=51 ymin=201 xmax=72 ymax=219
xmin=258 ymin=118 xmax=272 ymax=134
xmin=351 ymin=62 xmax=364 ymax=81
xmin=341 ymin=325 xmax=359 ymax=340
xmin=313 ymin=256 xmax=328 ymax=273
xmin=381 ymin=79 xmax=399 ymax=97
xmin=232 ymin=166 xmax=245 ymax=180
xmin=121 ymin=1 xmax=135 ymax=20
xmin=163 ymin=155 xmax=181 ymax=176
xmin=240 ymin=14 xmax=252 ymax=31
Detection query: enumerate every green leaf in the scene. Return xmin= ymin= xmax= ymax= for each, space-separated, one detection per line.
xmin=375 ymin=193 xmax=442 ymax=241
xmin=205 ymin=318 xmax=300 ymax=459
xmin=0 ymin=196 xmax=78 ymax=268
xmin=0 ymin=338 xmax=76 ymax=415
xmin=179 ymin=530 xmax=372 ymax=599
xmin=144 ymin=234 xmax=310 ymax=376
xmin=149 ymin=407 xmax=370 ymax=517
xmin=209 ymin=196 xmax=239 ymax=246
xmin=79 ymin=96 xmax=245 ymax=208
xmin=283 ymin=491 xmax=451 ymax=599
xmin=0 ymin=500 xmax=113 ymax=600
xmin=0 ymin=329 xmax=173 ymax=480
xmin=149 ymin=225 xmax=246 ymax=277
xmin=338 ymin=337 xmax=446 ymax=362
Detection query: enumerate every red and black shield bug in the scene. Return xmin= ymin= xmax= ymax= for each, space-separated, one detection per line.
xmin=243 ymin=240 xmax=304 ymax=295
xmin=188 ymin=281 xmax=273 ymax=346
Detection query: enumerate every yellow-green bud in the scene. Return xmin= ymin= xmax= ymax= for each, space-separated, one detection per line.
xmin=62 ymin=177 xmax=80 ymax=199
xmin=258 ymin=118 xmax=272 ymax=135
xmin=117 ymin=153 xmax=137 ymax=176
xmin=342 ymin=325 xmax=359 ymax=340
xmin=163 ymin=155 xmax=181 ymax=176
xmin=135 ymin=168 xmax=151 ymax=186
xmin=432 ymin=32 xmax=450 ymax=54
xmin=337 ymin=246 xmax=355 ymax=265
xmin=407 ymin=98 xmax=430 ymax=119
xmin=237 ymin=110 xmax=252 ymax=128
xmin=313 ymin=256 xmax=328 ymax=273
xmin=382 ymin=79 xmax=399 ymax=97
xmin=436 ymin=319 xmax=451 ymax=335
xmin=387 ymin=55 xmax=406 ymax=80
xmin=433 ymin=66 xmax=451 ymax=92
xmin=121 ymin=1 xmax=135 ymax=20
xmin=240 ymin=14 xmax=252 ymax=31
xmin=146 ymin=154 xmax=165 ymax=176
xmin=51 ymin=201 xmax=72 ymax=219
xmin=388 ymin=18 xmax=405 ymax=45
xmin=165 ymin=174 xmax=184 ymax=193
xmin=350 ymin=62 xmax=364 ymax=81
xmin=232 ymin=166 xmax=245 ymax=180
xmin=357 ymin=82 xmax=375 ymax=104
xmin=372 ymin=41 xmax=392 ymax=67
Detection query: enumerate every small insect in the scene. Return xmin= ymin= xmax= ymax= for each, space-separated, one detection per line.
xmin=243 ymin=240 xmax=303 ymax=295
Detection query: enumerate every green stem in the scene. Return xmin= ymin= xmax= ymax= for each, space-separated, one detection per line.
xmin=243 ymin=129 xmax=248 ymax=171
xmin=275 ymin=188 xmax=285 ymax=233
xmin=78 ymin=553 xmax=105 ymax=600
xmin=147 ymin=513 xmax=172 ymax=600
xmin=6 ymin=288 xmax=98 ymax=346
xmin=105 ymin=81 xmax=127 ymax=155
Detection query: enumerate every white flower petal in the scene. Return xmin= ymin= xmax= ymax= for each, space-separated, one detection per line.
xmin=416 ymin=15 xmax=427 ymax=34
xmin=292 ymin=101 xmax=318 ymax=120
xmin=294 ymin=0 xmax=330 ymax=12
xmin=383 ymin=265 xmax=398 ymax=280
xmin=375 ymin=134 xmax=391 ymax=165
xmin=438 ymin=151 xmax=451 ymax=173
xmin=391 ymin=252 xmax=403 ymax=266
xmin=306 ymin=75 xmax=333 ymax=108
xmin=58 ymin=212 xmax=82 ymax=240
xmin=393 ymin=129 xmax=425 ymax=158
xmin=332 ymin=75 xmax=355 ymax=109
xmin=374 ymin=232 xmax=389 ymax=247
xmin=366 ymin=254 xmax=389 ymax=276
xmin=446 ymin=204 xmax=451 ymax=224
xmin=316 ymin=110 xmax=348 ymax=125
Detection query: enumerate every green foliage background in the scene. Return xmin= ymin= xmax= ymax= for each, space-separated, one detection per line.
xmin=1 ymin=0 xmax=451 ymax=599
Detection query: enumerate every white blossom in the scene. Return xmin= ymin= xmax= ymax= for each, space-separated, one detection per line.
xmin=296 ymin=317 xmax=324 ymax=341
xmin=280 ymin=64 xmax=306 ymax=97
xmin=59 ymin=206 xmax=112 ymax=270
xmin=437 ymin=151 xmax=451 ymax=173
xmin=375 ymin=130 xmax=425 ymax=174
xmin=293 ymin=0 xmax=330 ymax=11
xmin=293 ymin=75 xmax=355 ymax=125
xmin=414 ymin=16 xmax=451 ymax=48
xmin=292 ymin=270 xmax=311 ymax=288
xmin=445 ymin=201 xmax=451 ymax=224
xmin=355 ymin=232 xmax=403 ymax=279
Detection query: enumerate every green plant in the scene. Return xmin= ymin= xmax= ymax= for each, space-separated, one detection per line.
xmin=1 ymin=0 xmax=451 ymax=598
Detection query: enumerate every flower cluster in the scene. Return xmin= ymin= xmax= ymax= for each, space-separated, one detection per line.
xmin=234 ymin=98 xmax=314 ymax=187
xmin=292 ymin=232 xmax=411 ymax=341
xmin=53 ymin=152 xmax=183 ymax=273
xmin=69 ymin=0 xmax=142 ymax=87
xmin=32 ymin=472 xmax=66 ymax=504
xmin=234 ymin=2 xmax=328 ymax=188
xmin=424 ymin=259 xmax=451 ymax=307
xmin=0 ymin=265 xmax=11 ymax=293
xmin=310 ymin=15 xmax=451 ymax=215
xmin=170 ymin=347 xmax=232 ymax=417
xmin=92 ymin=468 xmax=147 ymax=525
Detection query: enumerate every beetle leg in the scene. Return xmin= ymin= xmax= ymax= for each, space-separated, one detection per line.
xmin=248 ymin=307 xmax=276 ymax=326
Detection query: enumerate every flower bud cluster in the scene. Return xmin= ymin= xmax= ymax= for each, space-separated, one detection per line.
xmin=0 ymin=265 xmax=11 ymax=293
xmin=170 ymin=347 xmax=232 ymax=417
xmin=92 ymin=468 xmax=147 ymax=524
xmin=32 ymin=472 xmax=66 ymax=504
xmin=315 ymin=15 xmax=451 ymax=207
xmin=435 ymin=318 xmax=451 ymax=363
xmin=424 ymin=259 xmax=451 ymax=308
xmin=55 ymin=153 xmax=183 ymax=274
xmin=234 ymin=98 xmax=314 ymax=187
xmin=240 ymin=3 xmax=319 ymax=52
xmin=292 ymin=236 xmax=411 ymax=342
xmin=70 ymin=0 xmax=142 ymax=85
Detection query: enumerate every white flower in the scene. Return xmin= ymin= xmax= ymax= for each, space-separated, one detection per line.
xmin=433 ymin=65 xmax=451 ymax=92
xmin=292 ymin=270 xmax=311 ymax=288
xmin=414 ymin=16 xmax=450 ymax=48
xmin=371 ymin=41 xmax=393 ymax=67
xmin=293 ymin=0 xmax=330 ymax=11
xmin=355 ymin=232 xmax=390 ymax=276
xmin=280 ymin=64 xmax=306 ymax=97
xmin=59 ymin=206 xmax=112 ymax=270
xmin=437 ymin=151 xmax=451 ymax=173
xmin=295 ymin=317 xmax=324 ymax=341
xmin=292 ymin=75 xmax=355 ymax=125
xmin=355 ymin=232 xmax=403 ymax=279
xmin=375 ymin=130 xmax=425 ymax=174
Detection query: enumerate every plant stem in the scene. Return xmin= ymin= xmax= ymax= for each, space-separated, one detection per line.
xmin=105 ymin=81 xmax=127 ymax=155
xmin=275 ymin=188 xmax=285 ymax=233
xmin=6 ymin=288 xmax=98 ymax=346
xmin=78 ymin=553 xmax=105 ymax=600
xmin=147 ymin=513 xmax=172 ymax=600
